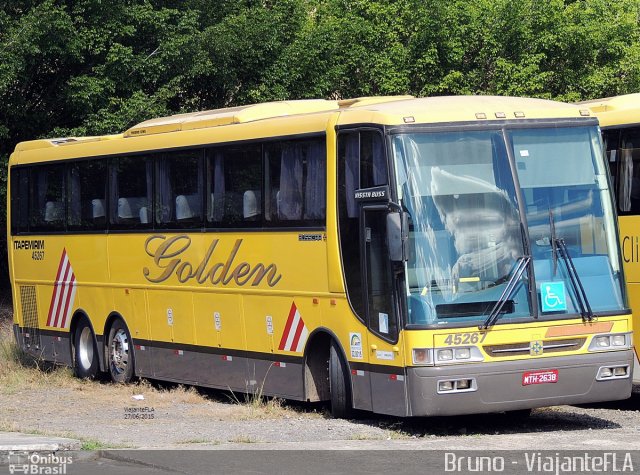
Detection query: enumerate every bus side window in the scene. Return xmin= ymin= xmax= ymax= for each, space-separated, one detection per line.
xmin=10 ymin=168 xmax=29 ymax=234
xmin=68 ymin=160 xmax=107 ymax=231
xmin=360 ymin=132 xmax=387 ymax=188
xmin=206 ymin=145 xmax=261 ymax=227
xmin=29 ymin=165 xmax=66 ymax=232
xmin=265 ymin=138 xmax=326 ymax=226
xmin=602 ymin=130 xmax=620 ymax=194
xmin=617 ymin=128 xmax=640 ymax=215
xmin=110 ymin=156 xmax=153 ymax=228
xmin=156 ymin=150 xmax=203 ymax=228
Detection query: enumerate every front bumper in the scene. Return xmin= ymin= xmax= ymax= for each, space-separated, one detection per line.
xmin=407 ymin=350 xmax=633 ymax=416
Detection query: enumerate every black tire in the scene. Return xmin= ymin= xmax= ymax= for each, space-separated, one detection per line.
xmin=73 ymin=318 xmax=99 ymax=379
xmin=107 ymin=319 xmax=135 ymax=383
xmin=329 ymin=341 xmax=352 ymax=418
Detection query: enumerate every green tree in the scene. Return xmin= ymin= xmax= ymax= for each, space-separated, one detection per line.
xmin=1 ymin=0 xmax=640 ymax=289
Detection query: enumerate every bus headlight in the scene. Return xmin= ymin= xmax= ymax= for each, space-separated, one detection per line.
xmin=434 ymin=346 xmax=484 ymax=364
xmin=412 ymin=347 xmax=484 ymax=366
xmin=612 ymin=335 xmax=627 ymax=347
xmin=588 ymin=332 xmax=632 ymax=352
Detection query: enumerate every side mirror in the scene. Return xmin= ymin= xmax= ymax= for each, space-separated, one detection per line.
xmin=387 ymin=211 xmax=408 ymax=262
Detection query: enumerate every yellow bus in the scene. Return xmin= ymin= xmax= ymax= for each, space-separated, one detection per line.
xmin=7 ymin=96 xmax=633 ymax=418
xmin=580 ymin=93 xmax=640 ymax=383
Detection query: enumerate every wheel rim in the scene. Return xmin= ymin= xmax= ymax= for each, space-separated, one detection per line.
xmin=110 ymin=328 xmax=129 ymax=375
xmin=78 ymin=326 xmax=94 ymax=370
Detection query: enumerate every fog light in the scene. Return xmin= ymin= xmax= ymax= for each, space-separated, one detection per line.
xmin=599 ymin=367 xmax=613 ymax=378
xmin=595 ymin=336 xmax=610 ymax=348
xmin=455 ymin=348 xmax=471 ymax=359
xmin=439 ymin=381 xmax=454 ymax=391
xmin=613 ymin=366 xmax=628 ymax=376
xmin=438 ymin=349 xmax=454 ymax=361
xmin=412 ymin=348 xmax=432 ymax=365
xmin=457 ymin=379 xmax=471 ymax=390
xmin=612 ymin=335 xmax=626 ymax=347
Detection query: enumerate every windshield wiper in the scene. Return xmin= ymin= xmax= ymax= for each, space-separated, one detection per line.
xmin=554 ymin=237 xmax=595 ymax=322
xmin=479 ymin=256 xmax=531 ymax=330
xmin=548 ymin=209 xmax=594 ymax=322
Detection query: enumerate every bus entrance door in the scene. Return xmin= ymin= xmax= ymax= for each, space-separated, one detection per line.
xmin=362 ymin=207 xmax=408 ymax=416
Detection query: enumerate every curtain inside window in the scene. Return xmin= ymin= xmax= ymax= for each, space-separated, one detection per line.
xmin=157 ymin=158 xmax=173 ymax=223
xmin=145 ymin=159 xmax=153 ymax=220
xmin=279 ymin=144 xmax=304 ymax=220
xmin=69 ymin=166 xmax=81 ymax=225
xmin=345 ymin=134 xmax=359 ymax=218
xmin=212 ymin=151 xmax=225 ymax=222
xmin=109 ymin=162 xmax=119 ymax=223
xmin=372 ymin=134 xmax=386 ymax=186
xmin=304 ymin=141 xmax=325 ymax=220
xmin=619 ymin=149 xmax=633 ymax=212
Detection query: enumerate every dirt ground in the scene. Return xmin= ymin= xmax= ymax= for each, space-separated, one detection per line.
xmin=2 ymin=299 xmax=640 ymax=450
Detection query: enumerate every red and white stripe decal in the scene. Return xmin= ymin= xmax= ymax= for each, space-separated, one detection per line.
xmin=46 ymin=249 xmax=77 ymax=329
xmin=278 ymin=302 xmax=309 ymax=352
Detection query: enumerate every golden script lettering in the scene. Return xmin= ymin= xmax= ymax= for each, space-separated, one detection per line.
xmin=143 ymin=235 xmax=282 ymax=287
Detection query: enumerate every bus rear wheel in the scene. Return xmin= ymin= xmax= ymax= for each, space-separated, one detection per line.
xmin=107 ymin=319 xmax=135 ymax=383
xmin=73 ymin=318 xmax=98 ymax=379
xmin=329 ymin=341 xmax=352 ymax=418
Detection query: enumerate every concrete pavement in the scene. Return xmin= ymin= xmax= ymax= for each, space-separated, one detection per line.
xmin=0 ymin=431 xmax=81 ymax=451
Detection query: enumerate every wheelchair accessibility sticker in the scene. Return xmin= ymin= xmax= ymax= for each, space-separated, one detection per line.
xmin=540 ymin=281 xmax=567 ymax=312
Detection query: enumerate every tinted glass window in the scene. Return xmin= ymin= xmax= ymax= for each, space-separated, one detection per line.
xmin=265 ymin=139 xmax=326 ymax=226
xmin=29 ymin=165 xmax=66 ymax=231
xmin=360 ymin=132 xmax=386 ymax=189
xmin=110 ymin=156 xmax=153 ymax=228
xmin=10 ymin=168 xmax=29 ymax=234
xmin=207 ymin=145 xmax=262 ymax=227
xmin=156 ymin=150 xmax=203 ymax=227
xmin=615 ymin=128 xmax=640 ymax=215
xmin=69 ymin=160 xmax=107 ymax=230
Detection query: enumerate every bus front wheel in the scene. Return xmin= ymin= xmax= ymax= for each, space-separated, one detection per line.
xmin=329 ymin=341 xmax=352 ymax=418
xmin=107 ymin=319 xmax=135 ymax=384
xmin=73 ymin=318 xmax=98 ymax=379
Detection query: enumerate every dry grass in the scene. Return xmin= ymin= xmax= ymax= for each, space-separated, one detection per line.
xmin=0 ymin=315 xmax=76 ymax=394
xmin=0 ymin=303 xmax=302 ymax=424
xmin=228 ymin=435 xmax=259 ymax=444
xmin=0 ymin=297 xmax=315 ymax=448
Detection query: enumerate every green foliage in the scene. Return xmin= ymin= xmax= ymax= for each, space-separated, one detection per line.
xmin=0 ymin=0 xmax=639 ymax=287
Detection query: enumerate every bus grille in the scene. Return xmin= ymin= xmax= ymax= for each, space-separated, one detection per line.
xmin=19 ymin=285 xmax=41 ymax=349
xmin=483 ymin=338 xmax=586 ymax=357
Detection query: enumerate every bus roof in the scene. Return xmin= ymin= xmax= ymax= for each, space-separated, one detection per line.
xmin=578 ymin=93 xmax=640 ymax=128
xmin=11 ymin=95 xmax=593 ymax=164
xmin=337 ymin=95 xmax=590 ymax=126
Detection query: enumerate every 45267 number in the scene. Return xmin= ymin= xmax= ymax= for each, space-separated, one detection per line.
xmin=444 ymin=332 xmax=487 ymax=346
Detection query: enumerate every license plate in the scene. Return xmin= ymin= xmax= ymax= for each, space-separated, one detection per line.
xmin=522 ymin=369 xmax=558 ymax=386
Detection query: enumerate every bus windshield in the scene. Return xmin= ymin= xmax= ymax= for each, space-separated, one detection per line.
xmin=393 ymin=125 xmax=625 ymax=327
xmin=509 ymin=126 xmax=625 ymax=317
